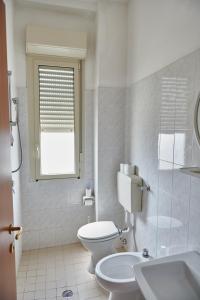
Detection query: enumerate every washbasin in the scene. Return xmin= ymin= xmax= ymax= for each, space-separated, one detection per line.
xmin=134 ymin=250 xmax=200 ymax=300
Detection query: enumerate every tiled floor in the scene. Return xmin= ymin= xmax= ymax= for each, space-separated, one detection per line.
xmin=17 ymin=243 xmax=108 ymax=300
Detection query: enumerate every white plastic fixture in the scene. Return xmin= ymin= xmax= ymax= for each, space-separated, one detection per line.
xmin=26 ymin=25 xmax=87 ymax=58
xmin=117 ymin=172 xmax=143 ymax=213
xmin=78 ymin=221 xmax=118 ymax=240
xmin=95 ymin=252 xmax=148 ymax=300
xmin=77 ymin=221 xmax=119 ymax=274
xmin=77 ymin=172 xmax=144 ymax=274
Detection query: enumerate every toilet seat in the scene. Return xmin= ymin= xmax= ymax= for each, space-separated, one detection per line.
xmin=77 ymin=221 xmax=119 ymax=241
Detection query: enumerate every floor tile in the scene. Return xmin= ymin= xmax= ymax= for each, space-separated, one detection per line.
xmin=17 ymin=243 xmax=106 ymax=300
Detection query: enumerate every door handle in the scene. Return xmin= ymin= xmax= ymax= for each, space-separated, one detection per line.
xmin=8 ymin=224 xmax=23 ymax=240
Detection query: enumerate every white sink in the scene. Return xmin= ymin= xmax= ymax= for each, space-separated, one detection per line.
xmin=134 ymin=251 xmax=200 ymax=300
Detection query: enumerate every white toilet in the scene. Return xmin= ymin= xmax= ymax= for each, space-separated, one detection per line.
xmin=78 ymin=171 xmax=144 ymax=274
xmin=95 ymin=252 xmax=147 ymax=300
xmin=77 ymin=221 xmax=120 ymax=273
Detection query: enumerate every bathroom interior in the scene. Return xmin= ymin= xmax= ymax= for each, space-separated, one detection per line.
xmin=2 ymin=0 xmax=200 ymax=299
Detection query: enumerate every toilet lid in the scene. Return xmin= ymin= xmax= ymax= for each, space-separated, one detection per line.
xmin=78 ymin=221 xmax=119 ymax=240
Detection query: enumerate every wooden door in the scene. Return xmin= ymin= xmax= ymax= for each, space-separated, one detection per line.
xmin=0 ymin=1 xmax=17 ymax=299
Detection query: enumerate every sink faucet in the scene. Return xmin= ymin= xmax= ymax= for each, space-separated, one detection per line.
xmin=142 ymin=248 xmax=149 ymax=258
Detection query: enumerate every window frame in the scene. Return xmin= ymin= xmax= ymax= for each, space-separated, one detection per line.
xmin=27 ymin=54 xmax=81 ymax=180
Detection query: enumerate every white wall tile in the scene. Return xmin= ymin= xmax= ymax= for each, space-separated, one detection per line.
xmin=126 ymin=48 xmax=200 ymax=257
xmin=19 ymin=89 xmax=95 ymax=250
xmin=95 ymin=87 xmax=125 ymax=226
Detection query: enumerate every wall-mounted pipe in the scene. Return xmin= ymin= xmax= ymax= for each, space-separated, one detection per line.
xmin=8 ymin=70 xmax=23 ymax=173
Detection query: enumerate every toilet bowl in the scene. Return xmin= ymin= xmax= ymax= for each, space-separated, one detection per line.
xmin=95 ymin=252 xmax=147 ymax=300
xmin=77 ymin=221 xmax=120 ymax=274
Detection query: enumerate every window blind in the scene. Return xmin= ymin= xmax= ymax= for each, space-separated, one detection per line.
xmin=39 ymin=65 xmax=75 ymax=132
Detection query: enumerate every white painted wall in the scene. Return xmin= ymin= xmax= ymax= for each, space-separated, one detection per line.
xmin=5 ymin=0 xmax=22 ymax=272
xmin=14 ymin=3 xmax=96 ymax=250
xmin=96 ymin=0 xmax=127 ymax=87
xmin=17 ymin=0 xmax=97 ymax=12
xmin=15 ymin=3 xmax=96 ymax=90
xmin=94 ymin=1 xmax=127 ymax=227
xmin=127 ymin=0 xmax=200 ymax=84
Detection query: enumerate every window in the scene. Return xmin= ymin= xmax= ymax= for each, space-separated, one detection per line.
xmin=27 ymin=55 xmax=81 ymax=180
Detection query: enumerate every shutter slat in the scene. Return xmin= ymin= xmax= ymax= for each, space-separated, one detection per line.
xmin=40 ymin=101 xmax=74 ymax=105
xmin=40 ymin=79 xmax=73 ymax=83
xmin=40 ymin=110 xmax=74 ymax=116
xmin=39 ymin=83 xmax=74 ymax=88
xmin=40 ymin=92 xmax=74 ymax=96
xmin=40 ymin=98 xmax=74 ymax=101
xmin=40 ymin=106 xmax=74 ymax=112
xmin=39 ymin=65 xmax=75 ymax=132
xmin=40 ymin=99 xmax=73 ymax=103
xmin=39 ymin=69 xmax=73 ymax=74
xmin=41 ymin=114 xmax=74 ymax=121
xmin=41 ymin=124 xmax=74 ymax=129
xmin=39 ymin=75 xmax=73 ymax=79
xmin=40 ymin=87 xmax=74 ymax=92
xmin=41 ymin=120 xmax=74 ymax=124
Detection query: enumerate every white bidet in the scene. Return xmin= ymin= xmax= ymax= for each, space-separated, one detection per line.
xmin=95 ymin=252 xmax=147 ymax=300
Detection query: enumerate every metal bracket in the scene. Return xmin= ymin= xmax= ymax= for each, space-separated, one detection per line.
xmin=12 ymin=97 xmax=18 ymax=105
xmin=10 ymin=121 xmax=17 ymax=126
xmin=140 ymin=183 xmax=151 ymax=192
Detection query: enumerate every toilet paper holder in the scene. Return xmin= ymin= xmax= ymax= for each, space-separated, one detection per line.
xmin=82 ymin=196 xmax=95 ymax=206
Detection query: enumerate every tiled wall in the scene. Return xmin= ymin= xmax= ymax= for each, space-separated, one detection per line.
xmin=95 ymin=87 xmax=125 ymax=226
xmin=125 ymin=49 xmax=200 ymax=257
xmin=19 ymin=88 xmax=95 ymax=250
